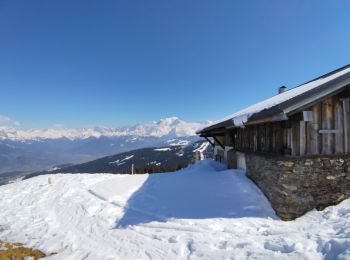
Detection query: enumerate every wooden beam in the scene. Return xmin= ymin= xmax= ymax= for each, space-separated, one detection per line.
xmin=213 ymin=136 xmax=225 ymax=150
xmin=319 ymin=129 xmax=339 ymax=134
xmin=321 ymin=98 xmax=334 ymax=155
xmin=300 ymin=121 xmax=306 ymax=156
xmin=291 ymin=121 xmax=299 ymax=156
xmin=342 ymin=99 xmax=349 ymax=154
xmin=335 ymin=100 xmax=344 ymax=154
xmin=204 ymin=136 xmax=214 ymax=147
xmin=307 ymin=103 xmax=321 ymax=155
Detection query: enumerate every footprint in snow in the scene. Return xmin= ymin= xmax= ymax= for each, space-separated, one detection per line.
xmin=168 ymin=236 xmax=177 ymax=243
xmin=264 ymin=241 xmax=295 ymax=253
xmin=151 ymin=234 xmax=162 ymax=241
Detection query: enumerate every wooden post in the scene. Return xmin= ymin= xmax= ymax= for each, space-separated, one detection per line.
xmin=275 ymin=123 xmax=283 ymax=154
xmin=341 ymin=98 xmax=349 ymax=154
xmin=321 ymin=98 xmax=334 ymax=155
xmin=307 ymin=103 xmax=321 ymax=155
xmin=204 ymin=136 xmax=214 ymax=146
xmin=253 ymin=125 xmax=258 ymax=152
xmin=291 ymin=121 xmax=300 ymax=156
xmin=261 ymin=124 xmax=266 ymax=152
xmin=335 ymin=100 xmax=344 ymax=154
xmin=286 ymin=127 xmax=292 ymax=154
xmin=131 ymin=164 xmax=134 ymax=175
xmin=299 ymin=121 xmax=306 ymax=156
xmin=213 ymin=136 xmax=225 ymax=150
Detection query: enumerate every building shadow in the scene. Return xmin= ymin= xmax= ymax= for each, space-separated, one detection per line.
xmin=116 ymin=161 xmax=277 ymax=228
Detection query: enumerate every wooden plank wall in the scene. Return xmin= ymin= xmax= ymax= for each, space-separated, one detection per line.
xmin=221 ymin=87 xmax=350 ymax=156
xmin=226 ymin=122 xmax=288 ymax=155
xmin=305 ymin=91 xmax=349 ymax=156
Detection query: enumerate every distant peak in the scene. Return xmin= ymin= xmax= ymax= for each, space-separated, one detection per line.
xmin=158 ymin=117 xmax=181 ymax=123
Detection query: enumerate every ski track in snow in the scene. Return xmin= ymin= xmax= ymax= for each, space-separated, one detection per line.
xmin=0 ymin=160 xmax=349 ymax=259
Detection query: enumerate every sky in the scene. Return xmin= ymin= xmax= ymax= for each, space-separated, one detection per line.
xmin=1 ymin=1 xmax=350 ymax=129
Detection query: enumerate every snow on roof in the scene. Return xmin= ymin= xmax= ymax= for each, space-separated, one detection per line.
xmin=201 ymin=65 xmax=350 ymax=131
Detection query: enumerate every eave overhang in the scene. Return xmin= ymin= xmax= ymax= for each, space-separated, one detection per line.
xmin=198 ymin=70 xmax=350 ymax=137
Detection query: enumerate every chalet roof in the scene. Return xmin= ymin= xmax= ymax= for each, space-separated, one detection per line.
xmin=198 ymin=64 xmax=350 ymax=136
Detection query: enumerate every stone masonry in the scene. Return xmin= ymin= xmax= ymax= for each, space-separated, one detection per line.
xmin=231 ymin=152 xmax=350 ymax=220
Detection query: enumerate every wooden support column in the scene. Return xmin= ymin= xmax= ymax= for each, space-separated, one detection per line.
xmin=204 ymin=136 xmax=214 ymax=147
xmin=291 ymin=121 xmax=300 ymax=156
xmin=213 ymin=136 xmax=225 ymax=150
xmin=341 ymin=98 xmax=350 ymax=154
xmin=299 ymin=121 xmax=306 ymax=156
xmin=275 ymin=123 xmax=283 ymax=154
xmin=307 ymin=103 xmax=321 ymax=155
xmin=257 ymin=125 xmax=261 ymax=152
xmin=265 ymin=124 xmax=270 ymax=152
xmin=253 ymin=125 xmax=258 ymax=152
xmin=321 ymin=98 xmax=334 ymax=155
xmin=334 ymin=100 xmax=344 ymax=154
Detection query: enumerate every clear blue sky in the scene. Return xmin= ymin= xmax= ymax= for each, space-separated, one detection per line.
xmin=1 ymin=1 xmax=350 ymax=128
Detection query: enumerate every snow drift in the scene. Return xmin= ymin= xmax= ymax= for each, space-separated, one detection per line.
xmin=0 ymin=160 xmax=349 ymax=259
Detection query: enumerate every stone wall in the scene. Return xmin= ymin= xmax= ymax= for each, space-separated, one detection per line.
xmin=240 ymin=153 xmax=350 ymax=220
xmin=227 ymin=150 xmax=246 ymax=170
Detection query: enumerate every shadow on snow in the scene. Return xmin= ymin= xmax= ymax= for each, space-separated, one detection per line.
xmin=116 ymin=161 xmax=277 ymax=228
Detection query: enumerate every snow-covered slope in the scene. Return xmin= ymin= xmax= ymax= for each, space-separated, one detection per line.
xmin=25 ymin=140 xmax=213 ymax=178
xmin=0 ymin=160 xmax=349 ymax=259
xmin=0 ymin=117 xmax=210 ymax=141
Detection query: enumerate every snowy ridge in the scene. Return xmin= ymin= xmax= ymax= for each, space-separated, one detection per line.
xmin=0 ymin=160 xmax=349 ymax=259
xmin=203 ymin=66 xmax=350 ymax=129
xmin=0 ymin=117 xmax=211 ymax=141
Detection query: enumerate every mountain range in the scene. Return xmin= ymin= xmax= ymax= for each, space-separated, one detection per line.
xmin=0 ymin=117 xmax=210 ymax=182
xmin=0 ymin=117 xmax=208 ymax=141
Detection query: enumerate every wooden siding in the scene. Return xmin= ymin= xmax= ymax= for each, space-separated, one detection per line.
xmin=219 ymin=87 xmax=350 ymax=156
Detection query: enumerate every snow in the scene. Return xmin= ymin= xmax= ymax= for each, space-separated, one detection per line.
xmin=109 ymin=155 xmax=134 ymax=166
xmin=148 ymin=161 xmax=160 ymax=165
xmin=148 ymin=161 xmax=161 ymax=166
xmin=166 ymin=139 xmax=191 ymax=146
xmin=176 ymin=152 xmax=184 ymax=157
xmin=203 ymin=66 xmax=350 ymax=129
xmin=47 ymin=167 xmax=61 ymax=172
xmin=0 ymin=160 xmax=350 ymax=259
xmin=154 ymin=148 xmax=172 ymax=152
xmin=193 ymin=142 xmax=210 ymax=160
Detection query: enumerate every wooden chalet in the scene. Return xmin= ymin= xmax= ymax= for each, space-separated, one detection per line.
xmin=198 ymin=65 xmax=350 ymax=220
xmin=198 ymin=65 xmax=350 ymax=163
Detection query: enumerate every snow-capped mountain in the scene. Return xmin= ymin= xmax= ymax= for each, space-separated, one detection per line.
xmin=0 ymin=117 xmax=210 ymax=141
xmin=0 ymin=118 xmax=211 ymax=180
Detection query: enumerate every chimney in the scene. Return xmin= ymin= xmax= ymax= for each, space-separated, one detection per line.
xmin=278 ymin=86 xmax=287 ymax=94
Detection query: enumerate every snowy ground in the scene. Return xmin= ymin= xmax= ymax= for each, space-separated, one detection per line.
xmin=0 ymin=160 xmax=349 ymax=259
